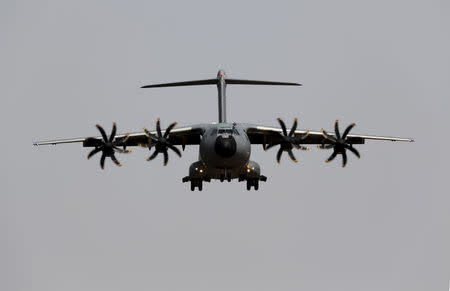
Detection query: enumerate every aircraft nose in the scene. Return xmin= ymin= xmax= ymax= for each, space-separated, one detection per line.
xmin=215 ymin=135 xmax=237 ymax=158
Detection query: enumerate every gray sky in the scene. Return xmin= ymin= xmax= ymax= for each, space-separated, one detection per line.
xmin=2 ymin=0 xmax=450 ymax=290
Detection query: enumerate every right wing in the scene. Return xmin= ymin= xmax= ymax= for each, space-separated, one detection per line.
xmin=33 ymin=124 xmax=206 ymax=148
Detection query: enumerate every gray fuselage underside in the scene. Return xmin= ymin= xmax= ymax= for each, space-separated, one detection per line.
xmin=191 ymin=123 xmax=259 ymax=180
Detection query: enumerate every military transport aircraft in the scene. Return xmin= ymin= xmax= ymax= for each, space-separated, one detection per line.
xmin=34 ymin=70 xmax=413 ymax=191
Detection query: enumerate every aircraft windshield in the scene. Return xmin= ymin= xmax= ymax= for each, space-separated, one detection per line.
xmin=218 ymin=128 xmax=239 ymax=135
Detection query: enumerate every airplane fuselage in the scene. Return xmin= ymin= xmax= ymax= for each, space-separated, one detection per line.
xmin=185 ymin=123 xmax=263 ymax=189
xmin=200 ymin=123 xmax=250 ymax=171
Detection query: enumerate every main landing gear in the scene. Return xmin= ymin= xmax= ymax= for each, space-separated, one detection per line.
xmin=182 ymin=175 xmax=267 ymax=191
xmin=182 ymin=176 xmax=210 ymax=191
xmin=190 ymin=179 xmax=203 ymax=191
xmin=240 ymin=175 xmax=267 ymax=191
xmin=247 ymin=179 xmax=258 ymax=190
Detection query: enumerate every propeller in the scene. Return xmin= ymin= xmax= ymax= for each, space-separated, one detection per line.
xmin=265 ymin=118 xmax=309 ymax=163
xmin=144 ymin=118 xmax=181 ymax=166
xmin=320 ymin=120 xmax=360 ymax=167
xmin=85 ymin=123 xmax=130 ymax=169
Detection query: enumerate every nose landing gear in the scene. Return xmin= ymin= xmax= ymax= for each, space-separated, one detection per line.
xmin=219 ymin=172 xmax=232 ymax=182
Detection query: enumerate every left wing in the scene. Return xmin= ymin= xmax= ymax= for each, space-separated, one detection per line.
xmin=244 ymin=125 xmax=414 ymax=145
xmin=243 ymin=119 xmax=413 ymax=166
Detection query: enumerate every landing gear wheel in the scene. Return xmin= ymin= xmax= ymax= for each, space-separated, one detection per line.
xmin=190 ymin=179 xmax=203 ymax=191
xmin=246 ymin=179 xmax=259 ymax=191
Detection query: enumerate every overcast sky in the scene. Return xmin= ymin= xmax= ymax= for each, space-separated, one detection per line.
xmin=2 ymin=0 xmax=450 ymax=290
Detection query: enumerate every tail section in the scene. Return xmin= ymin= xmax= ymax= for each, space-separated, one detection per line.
xmin=141 ymin=70 xmax=301 ymax=123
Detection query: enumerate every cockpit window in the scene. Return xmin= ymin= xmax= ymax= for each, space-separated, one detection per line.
xmin=218 ymin=128 xmax=239 ymax=135
xmin=218 ymin=129 xmax=232 ymax=134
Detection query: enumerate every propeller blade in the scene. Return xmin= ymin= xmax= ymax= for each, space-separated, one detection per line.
xmin=334 ymin=120 xmax=341 ymax=139
xmin=163 ymin=150 xmax=169 ymax=166
xmin=342 ymin=151 xmax=347 ymax=167
xmin=111 ymin=154 xmax=122 ymax=167
xmin=345 ymin=145 xmax=360 ymax=158
xmin=87 ymin=147 xmax=102 ymax=159
xmin=288 ymin=118 xmax=298 ymax=137
xmin=299 ymin=130 xmax=310 ymax=141
xmin=167 ymin=143 xmax=181 ymax=157
xmin=156 ymin=118 xmax=162 ymax=137
xmin=326 ymin=151 xmax=338 ymax=163
xmin=321 ymin=129 xmax=337 ymax=142
xmin=120 ymin=134 xmax=130 ymax=145
xmin=100 ymin=153 xmax=106 ymax=169
xmin=109 ymin=122 xmax=117 ymax=142
xmin=146 ymin=150 xmax=159 ymax=161
xmin=277 ymin=118 xmax=288 ymax=136
xmin=342 ymin=123 xmax=355 ymax=139
xmin=96 ymin=124 xmax=109 ymax=142
xmin=164 ymin=122 xmax=177 ymax=138
xmin=265 ymin=142 xmax=280 ymax=151
xmin=143 ymin=127 xmax=152 ymax=136
xmin=287 ymin=149 xmax=298 ymax=163
xmin=276 ymin=148 xmax=283 ymax=163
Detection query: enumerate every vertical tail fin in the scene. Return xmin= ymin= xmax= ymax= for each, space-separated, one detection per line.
xmin=141 ymin=70 xmax=301 ymax=123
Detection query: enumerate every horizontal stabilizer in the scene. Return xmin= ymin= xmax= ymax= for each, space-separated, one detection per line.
xmin=226 ymin=79 xmax=301 ymax=86
xmin=141 ymin=79 xmax=217 ymax=88
xmin=141 ymin=78 xmax=301 ymax=88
